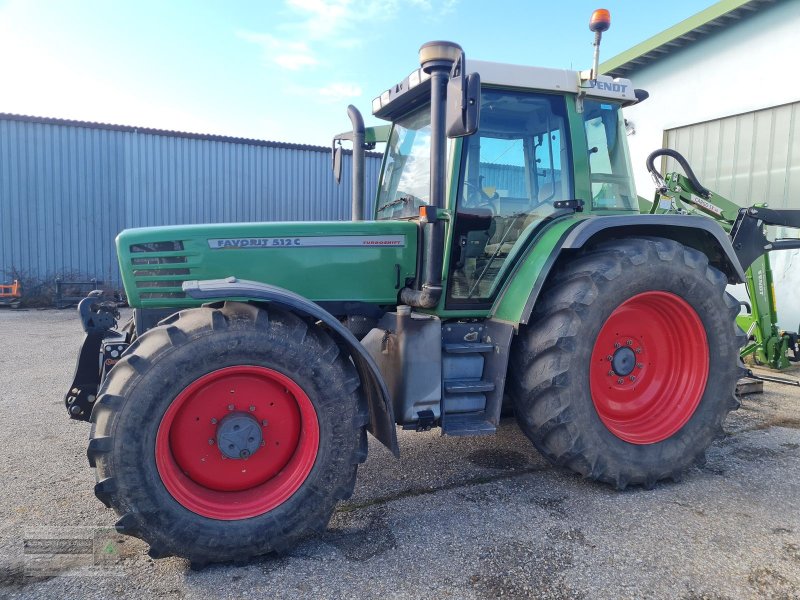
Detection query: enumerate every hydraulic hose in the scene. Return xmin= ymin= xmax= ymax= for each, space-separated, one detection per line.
xmin=645 ymin=148 xmax=711 ymax=199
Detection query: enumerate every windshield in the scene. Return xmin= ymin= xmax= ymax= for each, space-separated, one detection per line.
xmin=375 ymin=106 xmax=431 ymax=219
xmin=582 ymin=100 xmax=637 ymax=210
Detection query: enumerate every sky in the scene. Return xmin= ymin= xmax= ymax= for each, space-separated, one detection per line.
xmin=0 ymin=0 xmax=716 ymax=146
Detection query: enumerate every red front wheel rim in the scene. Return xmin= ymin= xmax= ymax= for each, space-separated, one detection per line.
xmin=155 ymin=366 xmax=319 ymax=520
xmin=589 ymin=291 xmax=709 ymax=444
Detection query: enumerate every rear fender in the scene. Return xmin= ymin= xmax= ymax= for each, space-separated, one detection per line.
xmin=183 ymin=278 xmax=399 ymax=457
xmin=493 ymin=215 xmax=745 ymax=327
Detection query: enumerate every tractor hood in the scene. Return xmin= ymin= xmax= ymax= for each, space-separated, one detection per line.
xmin=117 ymin=220 xmax=419 ymax=308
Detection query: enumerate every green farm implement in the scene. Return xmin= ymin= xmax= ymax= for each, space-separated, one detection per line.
xmin=645 ymin=148 xmax=800 ymax=370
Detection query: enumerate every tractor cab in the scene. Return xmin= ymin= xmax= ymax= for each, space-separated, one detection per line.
xmin=373 ymin=63 xmax=639 ymax=221
xmin=336 ymin=49 xmax=642 ymax=312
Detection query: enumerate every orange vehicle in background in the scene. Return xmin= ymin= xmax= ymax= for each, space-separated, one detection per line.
xmin=0 ymin=279 xmax=22 ymax=308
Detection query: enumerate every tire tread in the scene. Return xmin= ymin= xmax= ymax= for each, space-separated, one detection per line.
xmin=89 ymin=301 xmax=367 ymax=564
xmin=509 ymin=237 xmax=745 ymax=488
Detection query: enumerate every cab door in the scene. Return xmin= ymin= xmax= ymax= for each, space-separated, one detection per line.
xmin=446 ymin=88 xmax=574 ymax=309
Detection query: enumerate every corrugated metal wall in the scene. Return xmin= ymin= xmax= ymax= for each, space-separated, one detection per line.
xmin=664 ymin=101 xmax=800 ymax=214
xmin=664 ymin=101 xmax=800 ymax=331
xmin=480 ymin=164 xmax=527 ymax=197
xmin=0 ymin=115 xmax=382 ymax=287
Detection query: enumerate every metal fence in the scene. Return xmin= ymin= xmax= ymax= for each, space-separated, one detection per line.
xmin=0 ymin=114 xmax=382 ymax=287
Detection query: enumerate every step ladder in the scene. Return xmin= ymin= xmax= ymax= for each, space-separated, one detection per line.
xmin=440 ymin=334 xmax=497 ymax=436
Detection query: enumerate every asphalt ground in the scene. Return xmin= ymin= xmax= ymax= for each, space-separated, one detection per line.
xmin=0 ymin=307 xmax=798 ymax=599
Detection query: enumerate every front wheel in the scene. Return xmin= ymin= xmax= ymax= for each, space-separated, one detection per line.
xmin=88 ymin=302 xmax=367 ymax=564
xmin=509 ymin=237 xmax=745 ymax=489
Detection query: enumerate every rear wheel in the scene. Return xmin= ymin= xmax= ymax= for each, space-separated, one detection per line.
xmin=509 ymin=237 xmax=745 ymax=488
xmin=88 ymin=302 xmax=367 ymax=564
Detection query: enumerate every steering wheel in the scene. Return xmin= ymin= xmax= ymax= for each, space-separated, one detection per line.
xmin=463 ymin=180 xmax=499 ymax=213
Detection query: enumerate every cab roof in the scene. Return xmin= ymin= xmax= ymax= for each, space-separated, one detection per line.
xmin=372 ymin=59 xmax=637 ymax=121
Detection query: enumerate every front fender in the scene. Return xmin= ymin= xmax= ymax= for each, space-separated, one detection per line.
xmin=183 ymin=277 xmax=399 ymax=457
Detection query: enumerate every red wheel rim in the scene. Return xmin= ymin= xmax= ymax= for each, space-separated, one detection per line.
xmin=155 ymin=366 xmax=319 ymax=519
xmin=589 ymin=291 xmax=709 ymax=444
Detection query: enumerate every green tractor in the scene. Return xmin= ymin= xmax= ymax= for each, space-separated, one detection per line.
xmin=65 ymin=15 xmax=793 ymax=565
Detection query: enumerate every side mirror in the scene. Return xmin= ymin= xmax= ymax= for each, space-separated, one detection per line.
xmin=446 ymin=53 xmax=480 ymax=138
xmin=331 ymin=142 xmax=343 ymax=184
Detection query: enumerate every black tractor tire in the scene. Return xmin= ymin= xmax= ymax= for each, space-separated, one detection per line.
xmin=88 ymin=301 xmax=368 ymax=564
xmin=509 ymin=237 xmax=745 ymax=489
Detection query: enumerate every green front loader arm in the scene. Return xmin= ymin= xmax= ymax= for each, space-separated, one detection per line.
xmin=648 ymin=172 xmax=740 ymax=230
xmin=647 ymin=165 xmax=798 ymax=369
xmin=737 ymin=253 xmax=792 ymax=369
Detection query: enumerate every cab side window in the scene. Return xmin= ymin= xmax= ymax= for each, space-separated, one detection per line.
xmin=582 ymin=100 xmax=637 ymax=211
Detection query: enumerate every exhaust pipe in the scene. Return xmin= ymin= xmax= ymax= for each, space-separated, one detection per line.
xmin=399 ymin=41 xmax=461 ymax=309
xmin=332 ymin=105 xmax=367 ymax=221
xmin=347 ymin=105 xmax=365 ymax=221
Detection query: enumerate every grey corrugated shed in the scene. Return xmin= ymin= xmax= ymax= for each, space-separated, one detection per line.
xmin=0 ymin=114 xmax=382 ymax=287
xmin=663 ymin=101 xmax=800 ymax=215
